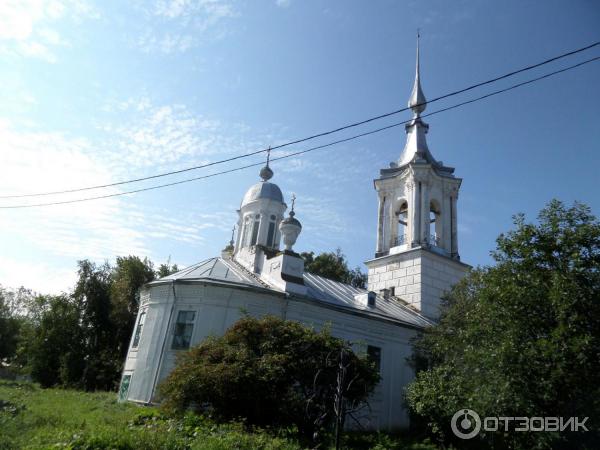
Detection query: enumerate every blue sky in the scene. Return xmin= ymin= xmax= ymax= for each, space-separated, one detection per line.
xmin=0 ymin=0 xmax=599 ymax=294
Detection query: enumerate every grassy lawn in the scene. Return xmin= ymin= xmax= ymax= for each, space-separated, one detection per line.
xmin=0 ymin=380 xmax=436 ymax=450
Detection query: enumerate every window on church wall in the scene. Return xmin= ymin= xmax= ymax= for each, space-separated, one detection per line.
xmin=266 ymin=215 xmax=276 ymax=247
xmin=250 ymin=214 xmax=260 ymax=246
xmin=242 ymin=216 xmax=252 ymax=247
xmin=131 ymin=310 xmax=146 ymax=348
xmin=171 ymin=310 xmax=196 ymax=350
xmin=118 ymin=373 xmax=132 ymax=402
xmin=367 ymin=345 xmax=382 ymax=374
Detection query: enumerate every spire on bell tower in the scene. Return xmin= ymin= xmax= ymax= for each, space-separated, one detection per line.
xmin=408 ymin=30 xmax=426 ymax=117
xmin=398 ymin=31 xmax=437 ymax=168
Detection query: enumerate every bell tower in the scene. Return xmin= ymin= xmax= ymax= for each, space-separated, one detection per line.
xmin=365 ymin=36 xmax=469 ymax=320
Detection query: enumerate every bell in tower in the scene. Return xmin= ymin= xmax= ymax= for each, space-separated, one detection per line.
xmin=366 ymin=35 xmax=470 ymax=320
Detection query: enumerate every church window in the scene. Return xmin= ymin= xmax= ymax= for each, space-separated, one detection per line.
xmin=119 ymin=374 xmax=132 ymax=402
xmin=267 ymin=222 xmax=275 ymax=247
xmin=242 ymin=216 xmax=251 ymax=247
xmin=367 ymin=345 xmax=381 ymax=373
xmin=250 ymin=215 xmax=260 ymax=246
xmin=132 ymin=310 xmax=146 ymax=348
xmin=266 ymin=215 xmax=277 ymax=247
xmin=172 ymin=311 xmax=196 ymax=350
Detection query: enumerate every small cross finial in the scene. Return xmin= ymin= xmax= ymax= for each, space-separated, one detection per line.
xmin=259 ymin=146 xmax=274 ymax=181
xmin=290 ymin=193 xmax=296 ymax=214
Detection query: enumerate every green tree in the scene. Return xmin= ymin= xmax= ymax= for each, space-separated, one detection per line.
xmin=405 ymin=200 xmax=600 ymax=449
xmin=25 ymin=294 xmax=84 ymax=387
xmin=0 ymin=286 xmax=21 ymax=362
xmin=110 ymin=256 xmax=155 ymax=360
xmin=301 ymin=248 xmax=367 ymax=288
xmin=159 ymin=316 xmax=379 ymax=442
xmin=73 ymin=260 xmax=119 ymax=391
xmin=156 ymin=261 xmax=179 ymax=278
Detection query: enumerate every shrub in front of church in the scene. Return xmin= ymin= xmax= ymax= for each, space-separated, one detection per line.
xmin=158 ymin=315 xmax=380 ymax=441
xmin=405 ymin=200 xmax=600 ymax=449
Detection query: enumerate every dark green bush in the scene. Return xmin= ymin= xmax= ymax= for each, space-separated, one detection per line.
xmin=159 ymin=315 xmax=379 ymax=441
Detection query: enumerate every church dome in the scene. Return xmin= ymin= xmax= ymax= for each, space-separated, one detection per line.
xmin=241 ymin=181 xmax=283 ymax=207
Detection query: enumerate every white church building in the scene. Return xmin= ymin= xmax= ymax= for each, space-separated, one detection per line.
xmin=119 ymin=43 xmax=470 ymax=431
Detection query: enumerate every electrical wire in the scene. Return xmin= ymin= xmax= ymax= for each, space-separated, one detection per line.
xmin=1 ymin=41 xmax=598 ymax=200
xmin=1 ymin=54 xmax=599 ymax=209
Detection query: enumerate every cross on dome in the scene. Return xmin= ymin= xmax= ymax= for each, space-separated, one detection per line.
xmin=259 ymin=146 xmax=274 ymax=181
xmin=229 ymin=225 xmax=235 ymax=247
xmin=290 ymin=193 xmax=296 ymax=216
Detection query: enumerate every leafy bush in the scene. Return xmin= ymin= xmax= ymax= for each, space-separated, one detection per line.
xmin=159 ymin=315 xmax=379 ymax=441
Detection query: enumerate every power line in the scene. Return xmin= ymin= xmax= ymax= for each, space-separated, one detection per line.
xmin=2 ymin=41 xmax=598 ymax=200
xmin=2 ymin=54 xmax=598 ymax=210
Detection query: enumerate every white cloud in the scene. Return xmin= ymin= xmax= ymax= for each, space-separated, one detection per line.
xmin=99 ymin=97 xmax=265 ymax=175
xmin=0 ymin=0 xmax=96 ymax=62
xmin=101 ymin=100 xmax=218 ymax=170
xmin=135 ymin=0 xmax=237 ymax=53
xmin=154 ymin=0 xmax=235 ymax=22
xmin=137 ymin=31 xmax=194 ymax=54
xmin=275 ymin=0 xmax=292 ymax=8
xmin=0 ymin=95 xmax=270 ymax=293
xmin=0 ymin=256 xmax=77 ymax=295
xmin=0 ymin=91 xmax=363 ymax=293
xmin=17 ymin=40 xmax=57 ymax=62
xmin=38 ymin=27 xmax=65 ymax=45
xmin=0 ymin=0 xmax=45 ymax=41
xmin=0 ymin=119 xmax=148 ymax=257
xmin=0 ymin=117 xmax=226 ymax=293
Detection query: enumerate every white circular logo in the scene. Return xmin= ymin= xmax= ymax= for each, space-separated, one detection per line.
xmin=451 ymin=409 xmax=481 ymax=439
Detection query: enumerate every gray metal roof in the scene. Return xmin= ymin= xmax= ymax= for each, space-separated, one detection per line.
xmin=303 ymin=272 xmax=433 ymax=328
xmin=241 ymin=181 xmax=284 ymax=207
xmin=152 ymin=257 xmax=265 ymax=288
xmin=152 ymin=256 xmax=432 ymax=329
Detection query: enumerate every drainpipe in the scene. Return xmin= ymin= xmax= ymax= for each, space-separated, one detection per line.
xmin=149 ymin=280 xmax=177 ymax=403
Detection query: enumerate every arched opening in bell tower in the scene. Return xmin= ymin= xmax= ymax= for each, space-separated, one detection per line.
xmin=429 ymin=200 xmax=442 ymax=247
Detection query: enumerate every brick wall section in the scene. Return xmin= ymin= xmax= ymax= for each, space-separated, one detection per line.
xmin=366 ymin=248 xmax=469 ymax=320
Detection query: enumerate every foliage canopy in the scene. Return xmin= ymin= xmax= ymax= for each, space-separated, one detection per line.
xmin=405 ymin=200 xmax=600 ymax=449
xmin=301 ymin=248 xmax=367 ymax=288
xmin=1 ymin=256 xmax=176 ymax=390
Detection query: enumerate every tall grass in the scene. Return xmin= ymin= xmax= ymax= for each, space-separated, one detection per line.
xmin=0 ymin=380 xmax=300 ymax=450
xmin=0 ymin=380 xmax=436 ymax=450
